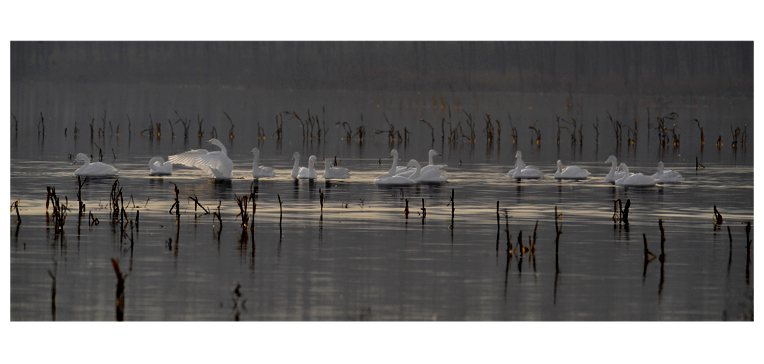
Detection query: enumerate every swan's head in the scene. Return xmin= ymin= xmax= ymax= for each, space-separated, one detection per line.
xmin=206 ymin=138 xmax=219 ymax=145
xmin=308 ymin=155 xmax=317 ymax=163
xmin=250 ymin=148 xmax=259 ymax=155
xmin=515 ymin=151 xmax=522 ymax=158
xmin=389 ymin=149 xmax=398 ymax=158
xmin=73 ymin=153 xmax=89 ymax=165
xmin=619 ymin=163 xmax=629 ymax=174
xmin=606 ymin=155 xmax=616 ymax=164
xmin=557 ymin=160 xmax=562 ymax=168
xmin=429 ymin=149 xmax=441 ymax=157
xmin=292 ymin=151 xmax=299 ymax=161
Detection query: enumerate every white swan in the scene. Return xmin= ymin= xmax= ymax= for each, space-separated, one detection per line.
xmin=73 ymin=153 xmax=118 ymax=177
xmin=651 ymin=161 xmax=684 ymax=183
xmin=290 ymin=152 xmax=302 ymax=178
xmin=168 ymin=138 xmax=233 ymax=180
xmin=605 ymin=155 xmax=626 ymax=183
xmin=297 ymin=155 xmax=318 ymax=180
xmin=250 ymin=148 xmax=275 ymax=178
xmin=615 ymin=163 xmax=657 ymax=187
xmin=148 ymin=157 xmax=172 ymax=176
xmin=553 ymin=160 xmax=590 ymax=180
xmin=419 ymin=149 xmax=447 ymax=174
xmin=322 ymin=160 xmax=350 ymax=180
xmin=507 ymin=151 xmax=543 ymax=179
xmin=387 ymin=149 xmax=412 ymax=176
xmin=408 ymin=159 xmax=449 ymax=184
xmin=375 ymin=160 xmax=418 ymax=186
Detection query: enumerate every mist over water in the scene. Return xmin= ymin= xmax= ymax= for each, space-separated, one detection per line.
xmin=9 ymin=42 xmax=753 ymax=321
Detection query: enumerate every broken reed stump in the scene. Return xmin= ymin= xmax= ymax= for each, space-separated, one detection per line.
xmin=277 ymin=194 xmax=283 ymax=224
xmin=643 ymin=234 xmax=656 ymax=261
xmin=12 ymin=200 xmax=21 ymax=224
xmin=695 ymin=157 xmax=705 ymax=171
xmin=320 ymin=189 xmax=324 ymax=214
xmin=404 ymin=198 xmax=409 ymax=219
xmin=188 ymin=195 xmax=209 ymax=214
xmin=517 ymin=231 xmax=523 ymax=254
xmin=421 ymin=198 xmax=426 ymax=219
xmin=48 ymin=268 xmax=56 ymax=320
xmin=76 ymin=176 xmax=87 ymax=215
xmin=89 ymin=210 xmax=99 ymax=226
xmin=450 ymin=189 xmax=455 ymax=219
xmin=713 ymin=205 xmax=723 ymax=228
xmin=111 ymin=258 xmax=130 ymax=322
xmin=169 ymin=184 xmax=180 ymax=218
xmin=745 ymin=221 xmax=752 ymax=253
xmin=504 ymin=209 xmax=510 ymax=251
xmin=213 ymin=200 xmax=223 ymax=228
xmin=496 ymin=201 xmax=500 ymax=230
xmin=659 ymin=219 xmax=666 ymax=262
xmin=623 ymin=199 xmax=631 ymax=224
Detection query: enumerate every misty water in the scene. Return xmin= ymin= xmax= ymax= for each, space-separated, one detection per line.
xmin=10 ymin=83 xmax=753 ymax=320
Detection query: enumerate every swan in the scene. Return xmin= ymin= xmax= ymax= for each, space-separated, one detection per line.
xmin=418 ymin=149 xmax=447 ymax=174
xmin=387 ymin=149 xmax=412 ymax=176
xmin=408 ymin=159 xmax=449 ymax=184
xmin=290 ymin=152 xmax=302 ymax=178
xmin=507 ymin=151 xmax=543 ymax=179
xmin=615 ymin=163 xmax=657 ymax=187
xmin=168 ymin=138 xmax=234 ymax=180
xmin=250 ymin=148 xmax=275 ymax=178
xmin=651 ymin=161 xmax=684 ymax=183
xmin=73 ymin=153 xmax=118 ymax=177
xmin=322 ymin=160 xmax=350 ymax=180
xmin=148 ymin=157 xmax=172 ymax=176
xmin=374 ymin=160 xmax=418 ymax=186
xmin=604 ymin=155 xmax=626 ymax=183
xmin=297 ymin=155 xmax=318 ymax=180
xmin=553 ymin=160 xmax=590 ymax=180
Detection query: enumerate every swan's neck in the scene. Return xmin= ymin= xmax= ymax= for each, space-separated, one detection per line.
xmin=211 ymin=140 xmax=227 ymax=155
xmin=516 ymin=157 xmax=526 ymax=171
xmin=657 ymin=163 xmax=664 ymax=174
xmin=292 ymin=156 xmax=300 ymax=173
xmin=79 ymin=154 xmax=91 ymax=166
xmin=556 ymin=162 xmax=562 ymax=174
xmin=409 ymin=161 xmax=422 ymax=179
xmin=308 ymin=159 xmax=316 ymax=173
xmin=252 ymin=153 xmax=259 ymax=169
xmin=389 ymin=153 xmax=398 ymax=175
xmin=606 ymin=160 xmax=617 ymax=178
xmin=428 ymin=151 xmax=435 ymax=166
xmin=149 ymin=157 xmax=163 ymax=169
xmin=324 ymin=162 xmax=330 ymax=174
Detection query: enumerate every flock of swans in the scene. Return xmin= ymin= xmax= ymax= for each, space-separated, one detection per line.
xmin=504 ymin=151 xmax=684 ymax=186
xmin=72 ymin=138 xmax=684 ymax=187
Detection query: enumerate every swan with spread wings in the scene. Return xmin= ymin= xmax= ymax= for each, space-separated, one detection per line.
xmin=168 ymin=138 xmax=234 ymax=180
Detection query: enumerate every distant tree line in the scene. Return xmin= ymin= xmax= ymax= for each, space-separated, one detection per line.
xmin=11 ymin=41 xmax=752 ymax=96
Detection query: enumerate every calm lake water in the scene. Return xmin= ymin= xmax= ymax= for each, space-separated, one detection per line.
xmin=9 ymin=83 xmax=753 ymax=320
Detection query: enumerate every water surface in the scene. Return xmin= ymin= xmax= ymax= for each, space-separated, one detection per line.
xmin=10 ymin=84 xmax=754 ymax=320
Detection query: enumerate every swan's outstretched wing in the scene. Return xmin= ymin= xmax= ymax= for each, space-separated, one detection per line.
xmin=169 ymin=149 xmax=209 ymax=168
xmin=196 ymin=151 xmax=234 ymax=179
